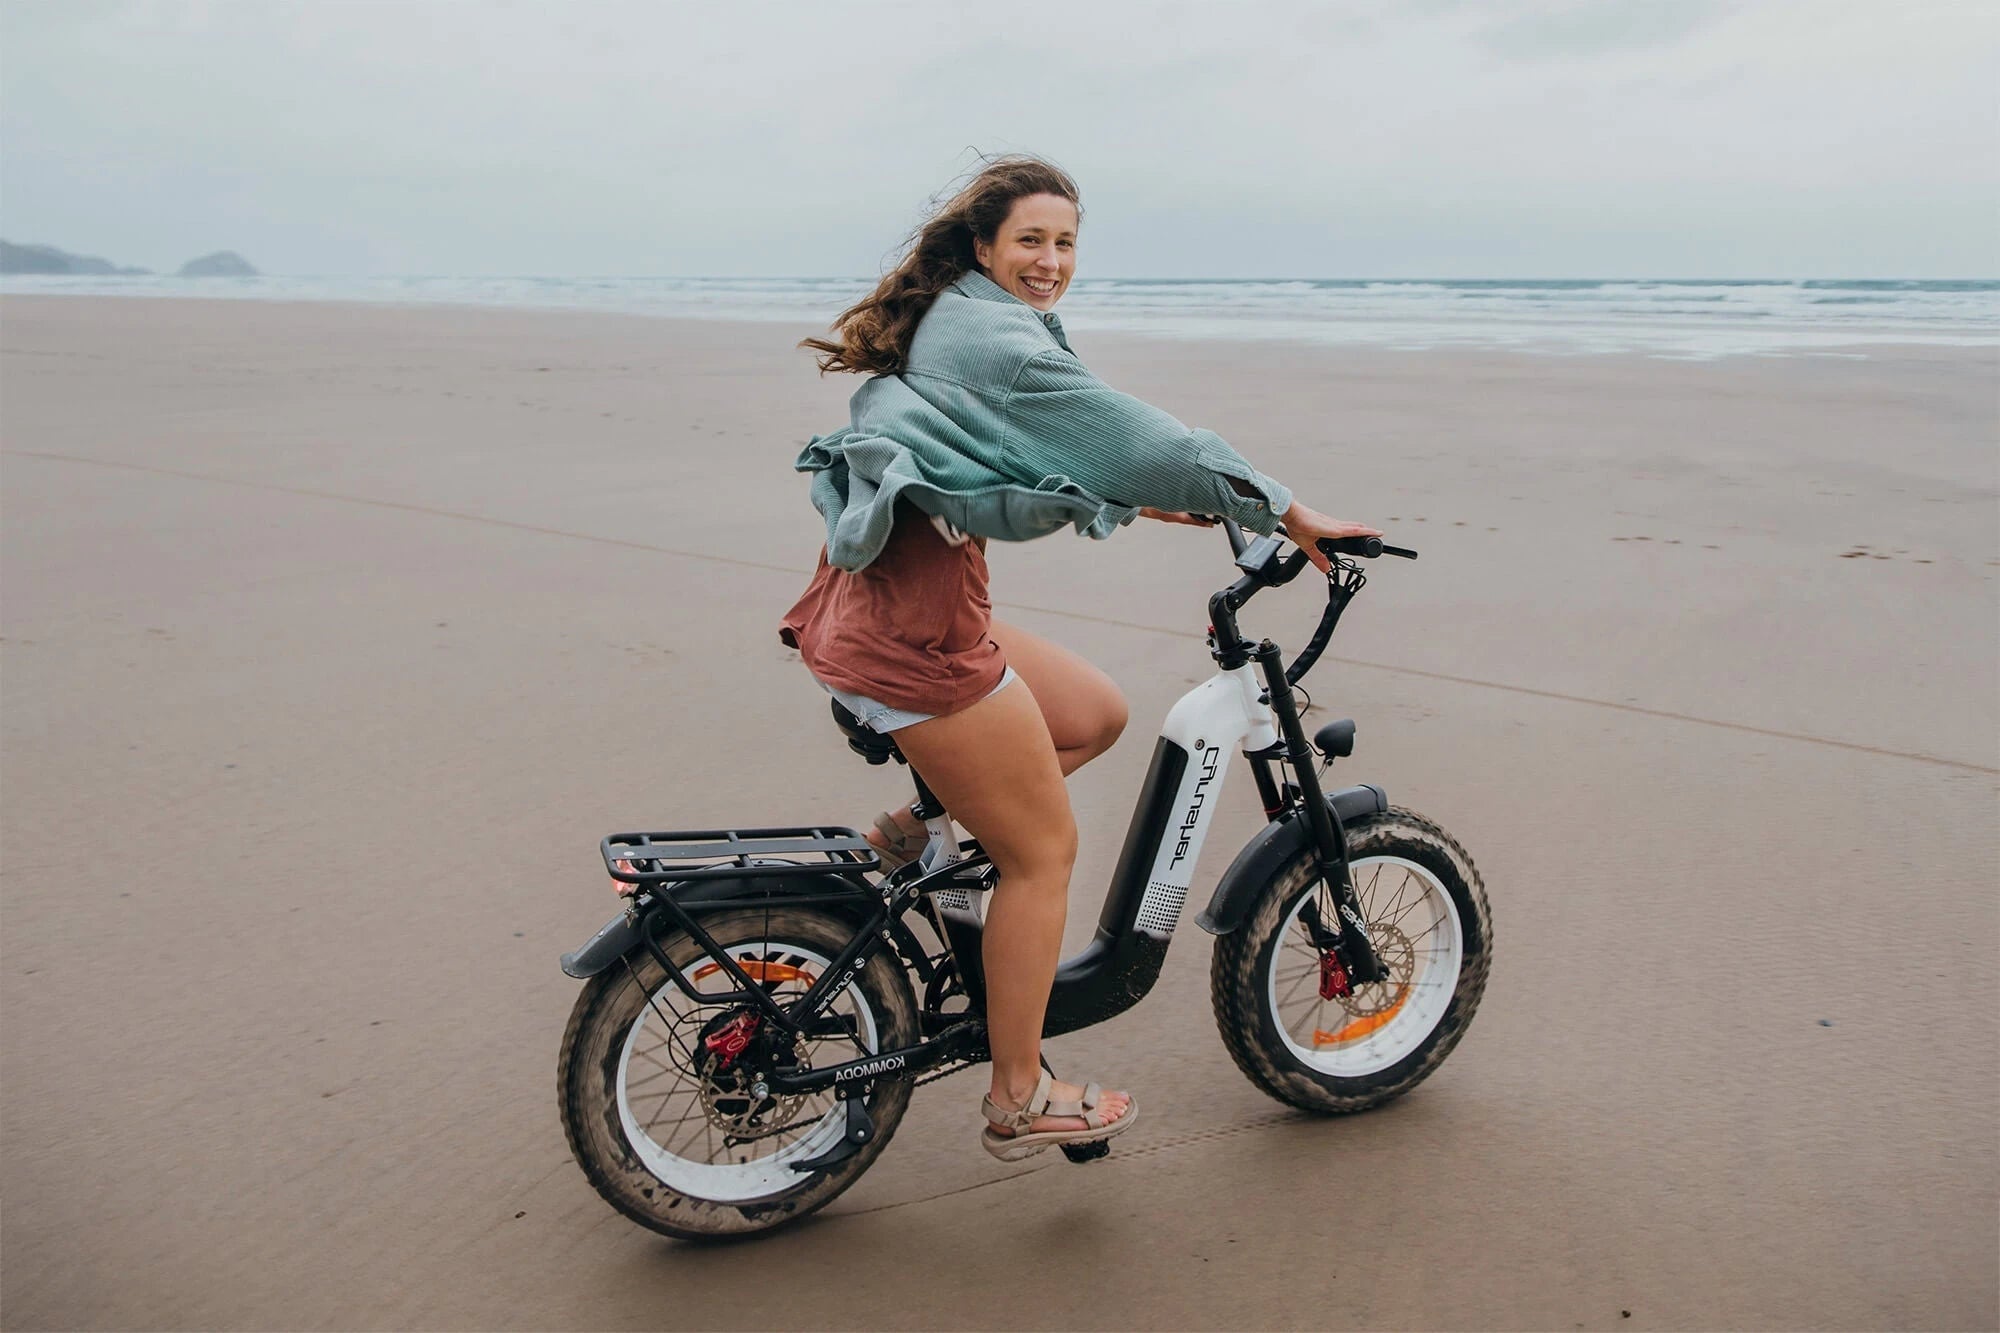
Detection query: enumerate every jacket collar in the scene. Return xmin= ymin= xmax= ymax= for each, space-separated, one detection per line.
xmin=951 ymin=268 xmax=1018 ymax=305
xmin=950 ymin=269 xmax=1072 ymax=351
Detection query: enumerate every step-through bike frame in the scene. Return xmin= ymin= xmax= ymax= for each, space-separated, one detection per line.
xmin=588 ymin=526 xmax=1396 ymax=1101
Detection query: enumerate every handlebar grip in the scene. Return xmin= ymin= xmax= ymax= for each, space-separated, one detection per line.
xmin=1315 ymin=536 xmax=1418 ymax=560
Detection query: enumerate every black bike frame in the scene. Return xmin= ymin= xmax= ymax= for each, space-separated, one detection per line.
xmin=612 ymin=535 xmax=1390 ymax=1097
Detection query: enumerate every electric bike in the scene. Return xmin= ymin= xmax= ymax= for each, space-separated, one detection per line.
xmin=556 ymin=524 xmax=1492 ymax=1240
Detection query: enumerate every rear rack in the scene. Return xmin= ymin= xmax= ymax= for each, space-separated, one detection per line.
xmin=602 ymin=826 xmax=879 ymax=884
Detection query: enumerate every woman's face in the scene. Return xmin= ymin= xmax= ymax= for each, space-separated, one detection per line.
xmin=974 ymin=193 xmax=1078 ymax=311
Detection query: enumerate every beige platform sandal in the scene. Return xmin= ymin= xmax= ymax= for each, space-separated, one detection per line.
xmin=869 ymin=810 xmax=927 ymax=873
xmin=980 ymin=1069 xmax=1138 ymax=1162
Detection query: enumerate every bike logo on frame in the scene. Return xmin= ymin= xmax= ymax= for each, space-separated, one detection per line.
xmin=834 ymin=1053 xmax=907 ymax=1083
xmin=1170 ymin=743 xmax=1223 ymax=868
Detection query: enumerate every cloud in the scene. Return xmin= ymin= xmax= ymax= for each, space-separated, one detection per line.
xmin=1473 ymin=1 xmax=1741 ymax=60
xmin=1 ymin=0 xmax=1992 ymax=277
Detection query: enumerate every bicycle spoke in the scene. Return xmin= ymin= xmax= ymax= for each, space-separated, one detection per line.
xmin=643 ymin=1089 xmax=704 ymax=1136
xmin=1358 ymin=863 xmax=1390 ymax=912
xmin=1277 ymin=961 xmax=1320 ymax=1009
xmin=622 ymin=1060 xmax=687 ymax=1091
xmin=1403 ymin=918 xmax=1446 ymax=947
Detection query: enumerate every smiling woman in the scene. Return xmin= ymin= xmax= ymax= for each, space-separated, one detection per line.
xmin=783 ymin=153 xmax=1379 ymax=1167
xmin=973 ymin=192 xmax=1076 ymax=308
xmin=799 ymin=156 xmax=1087 ymax=376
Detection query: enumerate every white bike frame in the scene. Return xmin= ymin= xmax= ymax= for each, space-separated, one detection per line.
xmin=918 ymin=662 xmax=1280 ymax=943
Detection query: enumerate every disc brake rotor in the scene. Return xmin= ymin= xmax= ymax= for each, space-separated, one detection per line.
xmin=1337 ymin=922 xmax=1415 ymax=1018
xmin=679 ymin=954 xmax=856 ymax=1146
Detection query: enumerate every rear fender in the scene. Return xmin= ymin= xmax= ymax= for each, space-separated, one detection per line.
xmin=557 ymin=872 xmax=877 ymax=979
xmin=1194 ymin=784 xmax=1388 ymax=936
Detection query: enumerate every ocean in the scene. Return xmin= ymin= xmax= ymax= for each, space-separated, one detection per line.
xmin=4 ymin=274 xmax=1994 ymax=359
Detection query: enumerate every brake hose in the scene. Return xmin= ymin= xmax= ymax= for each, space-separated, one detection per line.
xmin=1285 ymin=569 xmax=1360 ymax=685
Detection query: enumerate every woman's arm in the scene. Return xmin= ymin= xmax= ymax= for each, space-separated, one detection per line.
xmin=1003 ymin=349 xmax=1294 ymax=533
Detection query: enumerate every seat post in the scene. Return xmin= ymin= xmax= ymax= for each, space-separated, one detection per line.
xmin=909 ymin=766 xmax=946 ymax=821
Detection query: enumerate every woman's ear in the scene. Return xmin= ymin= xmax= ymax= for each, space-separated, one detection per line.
xmin=972 ymin=236 xmax=990 ymax=270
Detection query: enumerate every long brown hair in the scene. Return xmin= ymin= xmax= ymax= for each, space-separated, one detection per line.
xmin=801 ymin=155 xmax=1081 ymax=376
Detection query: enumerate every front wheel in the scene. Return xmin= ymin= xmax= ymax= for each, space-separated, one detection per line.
xmin=1211 ymin=807 xmax=1491 ymax=1113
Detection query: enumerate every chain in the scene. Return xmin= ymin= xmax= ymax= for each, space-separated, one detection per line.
xmin=915 ymin=1055 xmax=983 ymax=1088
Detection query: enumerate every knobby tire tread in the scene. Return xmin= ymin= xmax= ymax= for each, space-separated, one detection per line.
xmin=556 ymin=906 xmax=917 ymax=1242
xmin=1209 ymin=807 xmax=1492 ymax=1114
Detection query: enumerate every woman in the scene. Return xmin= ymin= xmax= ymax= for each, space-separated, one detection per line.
xmin=781 ymin=156 xmax=1378 ymax=1160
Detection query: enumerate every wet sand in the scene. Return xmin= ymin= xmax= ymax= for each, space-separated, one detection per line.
xmin=2 ymin=295 xmax=1995 ymax=1330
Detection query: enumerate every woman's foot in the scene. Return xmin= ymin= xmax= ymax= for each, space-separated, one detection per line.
xmin=864 ymin=806 xmax=928 ymax=871
xmin=984 ymin=1075 xmax=1133 ymax=1139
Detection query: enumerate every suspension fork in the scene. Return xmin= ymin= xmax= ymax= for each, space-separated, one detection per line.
xmin=1249 ymin=641 xmax=1387 ymax=985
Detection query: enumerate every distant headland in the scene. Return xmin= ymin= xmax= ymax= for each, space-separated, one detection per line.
xmin=0 ymin=240 xmax=258 ymax=277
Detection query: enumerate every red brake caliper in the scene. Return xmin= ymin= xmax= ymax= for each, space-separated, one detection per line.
xmin=1319 ymin=949 xmax=1352 ymax=1000
xmin=703 ymin=1011 xmax=762 ymax=1071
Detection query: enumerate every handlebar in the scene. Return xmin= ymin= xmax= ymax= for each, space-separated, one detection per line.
xmin=1214 ymin=517 xmax=1416 ymax=564
xmin=1207 ymin=519 xmax=1418 ymax=685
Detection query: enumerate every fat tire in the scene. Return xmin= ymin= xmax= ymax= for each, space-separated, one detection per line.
xmin=1210 ymin=806 xmax=1491 ymax=1114
xmin=556 ymin=906 xmax=918 ymax=1241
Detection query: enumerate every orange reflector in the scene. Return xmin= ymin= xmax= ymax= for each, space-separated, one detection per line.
xmin=693 ymin=959 xmax=816 ymax=986
xmin=1313 ymin=990 xmax=1410 ymax=1047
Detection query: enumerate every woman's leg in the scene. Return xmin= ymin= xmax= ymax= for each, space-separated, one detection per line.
xmin=988 ymin=619 xmax=1128 ymax=776
xmin=868 ymin=621 xmax=1127 ymax=855
xmin=889 ymin=677 xmax=1131 ymax=1133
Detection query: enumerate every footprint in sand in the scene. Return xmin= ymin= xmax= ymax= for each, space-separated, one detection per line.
xmin=1841 ymin=547 xmax=1936 ymax=563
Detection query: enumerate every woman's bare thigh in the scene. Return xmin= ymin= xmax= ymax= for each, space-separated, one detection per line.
xmin=988 ymin=619 xmax=1128 ymax=762
xmin=891 ymin=675 xmax=1076 ymax=876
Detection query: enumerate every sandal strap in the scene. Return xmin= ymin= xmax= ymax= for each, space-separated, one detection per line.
xmin=873 ymin=812 xmax=923 ymax=852
xmin=1044 ymin=1080 xmax=1103 ymax=1119
xmin=981 ymin=1069 xmax=1052 ymax=1132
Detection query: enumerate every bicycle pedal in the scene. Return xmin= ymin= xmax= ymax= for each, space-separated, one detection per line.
xmin=1059 ymin=1139 xmax=1111 ymax=1164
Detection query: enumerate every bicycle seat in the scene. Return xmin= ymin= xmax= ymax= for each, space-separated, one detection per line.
xmin=830 ymin=699 xmax=903 ymax=766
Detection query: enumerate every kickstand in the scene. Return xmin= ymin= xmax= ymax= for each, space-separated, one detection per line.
xmin=789 ymin=1089 xmax=876 ymax=1174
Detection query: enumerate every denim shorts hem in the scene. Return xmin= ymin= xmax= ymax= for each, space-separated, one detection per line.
xmin=821 ymin=666 xmax=1017 ymax=733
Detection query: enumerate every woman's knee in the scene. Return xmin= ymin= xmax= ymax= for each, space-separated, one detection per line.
xmin=1098 ymin=689 xmax=1130 ymax=754
xmin=985 ymin=807 xmax=1079 ymax=886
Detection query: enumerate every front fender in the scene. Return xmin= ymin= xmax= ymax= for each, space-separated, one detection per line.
xmin=1194 ymin=784 xmax=1388 ymax=936
xmin=556 ymin=871 xmax=877 ymax=979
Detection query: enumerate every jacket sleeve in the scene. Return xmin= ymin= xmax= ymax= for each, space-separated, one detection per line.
xmin=1002 ymin=349 xmax=1294 ymax=534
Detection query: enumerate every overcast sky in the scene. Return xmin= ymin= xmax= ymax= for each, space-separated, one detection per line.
xmin=2 ymin=0 xmax=1994 ymax=278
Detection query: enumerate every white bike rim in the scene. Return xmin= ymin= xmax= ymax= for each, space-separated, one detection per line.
xmin=1267 ymin=854 xmax=1464 ymax=1077
xmin=614 ymin=942 xmax=880 ymax=1202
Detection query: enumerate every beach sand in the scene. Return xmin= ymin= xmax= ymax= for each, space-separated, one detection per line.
xmin=3 ymin=295 xmax=1994 ymax=1330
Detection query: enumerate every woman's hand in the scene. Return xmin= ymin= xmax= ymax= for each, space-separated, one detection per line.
xmin=1280 ymin=499 xmax=1382 ymax=573
xmin=1137 ymin=507 xmax=1219 ymax=528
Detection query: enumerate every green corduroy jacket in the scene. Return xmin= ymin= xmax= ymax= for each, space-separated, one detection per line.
xmin=797 ymin=269 xmax=1294 ymax=571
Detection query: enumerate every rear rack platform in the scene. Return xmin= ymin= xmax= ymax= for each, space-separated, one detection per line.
xmin=602 ymin=826 xmax=879 ymax=884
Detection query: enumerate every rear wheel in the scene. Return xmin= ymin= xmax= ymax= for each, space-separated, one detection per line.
xmin=1211 ymin=808 xmax=1491 ymax=1113
xmin=557 ymin=906 xmax=917 ymax=1240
